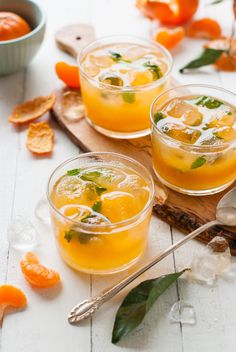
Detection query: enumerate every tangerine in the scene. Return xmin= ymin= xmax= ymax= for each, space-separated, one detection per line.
xmin=0 ymin=12 xmax=31 ymax=41
xmin=0 ymin=285 xmax=27 ymax=323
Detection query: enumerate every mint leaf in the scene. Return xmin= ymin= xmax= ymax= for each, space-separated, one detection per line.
xmin=64 ymin=229 xmax=94 ymax=244
xmin=92 ymin=201 xmax=102 ymax=213
xmin=195 ymin=96 xmax=208 ymax=106
xmin=122 ymin=91 xmax=135 ymax=103
xmin=81 ymin=171 xmax=102 ymax=182
xmin=195 ymin=96 xmax=223 ymax=109
xmin=154 ymin=112 xmax=166 ymax=124
xmin=180 ymin=48 xmax=225 ymax=73
xmin=143 ymin=62 xmax=162 ymax=79
xmin=95 ymin=186 xmax=107 ymax=195
xmin=191 ymin=156 xmax=206 ymax=169
xmin=112 ymin=269 xmax=188 ymax=344
xmin=67 ymin=168 xmax=81 ymax=176
xmin=109 ymin=51 xmax=122 ymax=62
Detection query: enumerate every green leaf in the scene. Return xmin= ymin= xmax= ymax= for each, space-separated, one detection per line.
xmin=95 ymin=186 xmax=107 ymax=195
xmin=81 ymin=171 xmax=102 ymax=182
xmin=196 ymin=96 xmax=223 ymax=109
xmin=143 ymin=61 xmax=162 ymax=80
xmin=67 ymin=168 xmax=81 ymax=176
xmin=191 ymin=156 xmax=206 ymax=169
xmin=92 ymin=201 xmax=102 ymax=213
xmin=64 ymin=229 xmax=94 ymax=244
xmin=180 ymin=48 xmax=225 ymax=73
xmin=109 ymin=51 xmax=122 ymax=62
xmin=112 ymin=269 xmax=188 ymax=344
xmin=122 ymin=91 xmax=136 ymax=103
xmin=154 ymin=112 xmax=166 ymax=124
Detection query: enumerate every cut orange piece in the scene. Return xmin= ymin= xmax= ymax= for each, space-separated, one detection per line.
xmin=8 ymin=94 xmax=55 ymax=124
xmin=55 ymin=62 xmax=80 ymax=88
xmin=154 ymin=27 xmax=185 ymax=49
xmin=20 ymin=252 xmax=61 ymax=288
xmin=187 ymin=18 xmax=221 ymax=40
xmin=26 ymin=121 xmax=54 ymax=155
xmin=0 ymin=285 xmax=27 ymax=323
xmin=136 ymin=0 xmax=199 ymax=25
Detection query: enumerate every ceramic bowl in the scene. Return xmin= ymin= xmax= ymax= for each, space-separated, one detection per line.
xmin=0 ymin=0 xmax=46 ymax=75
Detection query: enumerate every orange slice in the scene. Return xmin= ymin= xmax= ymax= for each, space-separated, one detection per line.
xmin=0 ymin=285 xmax=27 ymax=323
xmin=154 ymin=27 xmax=185 ymax=49
xmin=8 ymin=94 xmax=55 ymax=124
xmin=55 ymin=62 xmax=80 ymax=88
xmin=26 ymin=121 xmax=54 ymax=155
xmin=20 ymin=252 xmax=61 ymax=288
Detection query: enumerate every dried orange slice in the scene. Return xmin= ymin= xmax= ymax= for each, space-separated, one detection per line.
xmin=187 ymin=18 xmax=221 ymax=40
xmin=154 ymin=27 xmax=185 ymax=49
xmin=20 ymin=252 xmax=61 ymax=288
xmin=26 ymin=121 xmax=54 ymax=155
xmin=205 ymin=38 xmax=236 ymax=71
xmin=0 ymin=285 xmax=27 ymax=323
xmin=8 ymin=94 xmax=55 ymax=124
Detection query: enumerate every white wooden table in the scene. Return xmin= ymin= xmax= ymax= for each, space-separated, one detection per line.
xmin=1 ymin=1 xmax=236 ymax=351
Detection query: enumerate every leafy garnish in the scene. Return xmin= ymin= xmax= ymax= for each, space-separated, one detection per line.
xmin=122 ymin=91 xmax=136 ymax=103
xmin=67 ymin=168 xmax=81 ymax=176
xmin=81 ymin=171 xmax=102 ymax=182
xmin=109 ymin=51 xmax=122 ymax=62
xmin=154 ymin=112 xmax=166 ymax=124
xmin=143 ymin=61 xmax=162 ymax=80
xmin=191 ymin=156 xmax=206 ymax=169
xmin=227 ymin=111 xmax=232 ymax=115
xmin=92 ymin=201 xmax=102 ymax=213
xmin=161 ymin=125 xmax=170 ymax=133
xmin=112 ymin=269 xmax=188 ymax=344
xmin=64 ymin=229 xmax=94 ymax=244
xmin=95 ymin=186 xmax=107 ymax=195
xmin=180 ymin=48 xmax=225 ymax=73
xmin=196 ymin=96 xmax=223 ymax=109
xmin=80 ymin=214 xmax=96 ymax=223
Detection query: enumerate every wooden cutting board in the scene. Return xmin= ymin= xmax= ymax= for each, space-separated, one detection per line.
xmin=52 ymin=24 xmax=236 ymax=254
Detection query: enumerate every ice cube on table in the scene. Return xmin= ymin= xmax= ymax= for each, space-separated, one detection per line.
xmin=35 ymin=198 xmax=50 ymax=224
xmin=169 ymin=300 xmax=196 ymax=325
xmin=8 ymin=215 xmax=39 ymax=250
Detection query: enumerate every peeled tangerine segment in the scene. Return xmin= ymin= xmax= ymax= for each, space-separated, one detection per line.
xmin=26 ymin=121 xmax=54 ymax=155
xmin=90 ymin=53 xmax=113 ymax=68
xmin=122 ymin=46 xmax=147 ymax=61
xmin=166 ymin=99 xmax=197 ymax=119
xmin=216 ymin=127 xmax=236 ymax=142
xmin=101 ymin=191 xmax=140 ymax=222
xmin=165 ymin=123 xmax=201 ymax=144
xmin=20 ymin=252 xmax=61 ymax=288
xmin=129 ymin=69 xmax=153 ymax=86
xmin=8 ymin=94 xmax=55 ymax=124
xmin=0 ymin=285 xmax=27 ymax=323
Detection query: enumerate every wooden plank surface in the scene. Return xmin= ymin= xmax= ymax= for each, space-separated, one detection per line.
xmin=0 ymin=1 xmax=236 ymax=352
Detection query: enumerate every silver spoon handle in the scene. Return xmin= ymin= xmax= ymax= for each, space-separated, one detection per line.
xmin=68 ymin=220 xmax=219 ymax=324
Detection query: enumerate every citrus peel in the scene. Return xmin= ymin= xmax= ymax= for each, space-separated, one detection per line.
xmin=26 ymin=121 xmax=54 ymax=155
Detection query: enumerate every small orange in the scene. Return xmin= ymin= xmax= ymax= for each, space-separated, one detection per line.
xmin=187 ymin=18 xmax=221 ymax=40
xmin=0 ymin=285 xmax=27 ymax=323
xmin=20 ymin=252 xmax=61 ymax=288
xmin=0 ymin=12 xmax=31 ymax=41
xmin=205 ymin=38 xmax=236 ymax=72
xmin=154 ymin=27 xmax=185 ymax=49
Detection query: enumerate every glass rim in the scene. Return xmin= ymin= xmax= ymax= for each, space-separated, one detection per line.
xmin=46 ymin=152 xmax=155 ymax=232
xmin=150 ymin=83 xmax=236 ymax=152
xmin=77 ymin=35 xmax=173 ymax=92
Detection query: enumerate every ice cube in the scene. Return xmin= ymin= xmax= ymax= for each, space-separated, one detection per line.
xmin=207 ymin=114 xmax=235 ymax=128
xmin=215 ymin=127 xmax=236 ymax=142
xmin=129 ymin=69 xmax=153 ymax=86
xmin=35 ymin=198 xmax=50 ymax=224
xmin=164 ymin=123 xmax=201 ymax=144
xmin=82 ymin=61 xmax=100 ymax=77
xmin=169 ymin=300 xmax=196 ymax=325
xmin=90 ymin=54 xmax=113 ymax=68
xmin=166 ymin=99 xmax=196 ymax=118
xmin=122 ymin=46 xmax=147 ymax=61
xmin=8 ymin=216 xmax=39 ymax=251
xmin=62 ymin=91 xmax=85 ymax=122
xmin=184 ymin=110 xmax=203 ymax=126
xmin=118 ymin=174 xmax=149 ymax=204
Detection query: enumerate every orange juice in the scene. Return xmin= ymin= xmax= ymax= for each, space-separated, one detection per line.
xmin=151 ymin=85 xmax=236 ymax=195
xmin=48 ymin=153 xmax=154 ymax=274
xmin=78 ymin=36 xmax=172 ymax=139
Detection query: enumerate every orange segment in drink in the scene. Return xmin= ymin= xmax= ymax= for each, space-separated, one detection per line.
xmin=0 ymin=285 xmax=27 ymax=323
xmin=20 ymin=252 xmax=61 ymax=288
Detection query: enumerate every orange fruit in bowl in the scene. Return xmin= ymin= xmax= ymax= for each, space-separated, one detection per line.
xmin=0 ymin=285 xmax=27 ymax=323
xmin=0 ymin=11 xmax=31 ymax=41
xmin=20 ymin=252 xmax=61 ymax=288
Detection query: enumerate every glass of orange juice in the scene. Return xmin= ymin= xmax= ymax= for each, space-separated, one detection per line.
xmin=47 ymin=152 xmax=154 ymax=274
xmin=150 ymin=84 xmax=236 ymax=196
xmin=78 ymin=36 xmax=172 ymax=139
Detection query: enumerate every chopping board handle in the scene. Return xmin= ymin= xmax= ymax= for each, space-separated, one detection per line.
xmin=55 ymin=24 xmax=96 ymax=58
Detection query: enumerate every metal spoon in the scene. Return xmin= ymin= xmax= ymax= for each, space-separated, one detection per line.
xmin=68 ymin=187 xmax=236 ymax=325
